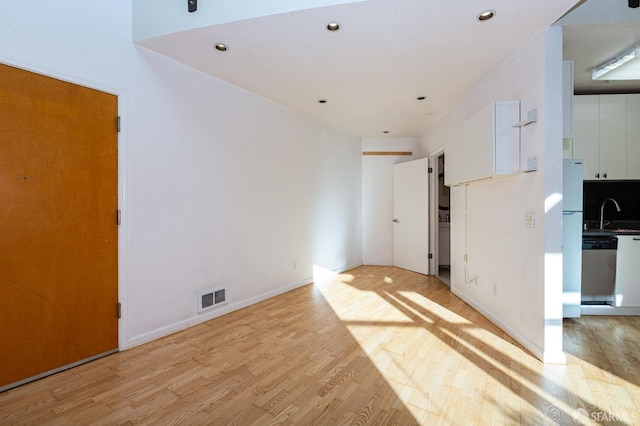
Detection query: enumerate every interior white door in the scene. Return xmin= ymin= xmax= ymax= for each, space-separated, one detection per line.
xmin=393 ymin=158 xmax=430 ymax=275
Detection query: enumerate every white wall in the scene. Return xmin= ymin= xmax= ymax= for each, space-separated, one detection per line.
xmin=0 ymin=0 xmax=362 ymax=348
xmin=361 ymin=138 xmax=419 ymax=265
xmin=419 ymin=28 xmax=565 ymax=363
xmin=555 ymin=0 xmax=640 ymax=25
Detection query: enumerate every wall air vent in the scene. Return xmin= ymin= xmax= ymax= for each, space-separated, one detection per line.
xmin=197 ymin=287 xmax=227 ymax=313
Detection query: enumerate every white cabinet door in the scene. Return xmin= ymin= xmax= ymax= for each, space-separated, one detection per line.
xmin=627 ymin=94 xmax=640 ymax=179
xmin=599 ymin=95 xmax=627 ymax=179
xmin=562 ymin=61 xmax=573 ymax=139
xmin=573 ymin=95 xmax=600 ymax=180
xmin=494 ymin=101 xmax=521 ymax=174
xmin=462 ymin=102 xmax=494 ymax=183
xmin=615 ymin=236 xmax=640 ymax=307
xmin=573 ymin=94 xmax=630 ymax=180
xmin=450 ymin=101 xmax=520 ymax=186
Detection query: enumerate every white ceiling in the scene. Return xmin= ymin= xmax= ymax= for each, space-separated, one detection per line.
xmin=138 ymin=0 xmax=582 ymax=138
xmin=563 ymin=25 xmax=640 ymax=94
xmin=560 ymin=0 xmax=640 ymax=94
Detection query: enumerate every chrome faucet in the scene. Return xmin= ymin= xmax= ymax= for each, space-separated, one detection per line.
xmin=599 ymin=198 xmax=622 ymax=230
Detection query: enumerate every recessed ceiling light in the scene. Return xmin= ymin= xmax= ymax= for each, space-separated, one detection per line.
xmin=326 ymin=22 xmax=340 ymax=31
xmin=318 ymin=99 xmax=327 ymax=103
xmin=476 ymin=10 xmax=496 ymax=22
xmin=214 ymin=43 xmax=228 ymax=52
xmin=417 ymin=96 xmax=426 ymax=100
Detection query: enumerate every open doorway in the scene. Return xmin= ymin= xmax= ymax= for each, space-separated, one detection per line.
xmin=435 ymin=153 xmax=451 ymax=285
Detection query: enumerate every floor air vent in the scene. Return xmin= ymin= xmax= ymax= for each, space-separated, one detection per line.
xmin=198 ymin=288 xmax=226 ymax=312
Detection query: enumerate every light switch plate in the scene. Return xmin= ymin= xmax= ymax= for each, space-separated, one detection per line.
xmin=524 ymin=212 xmax=535 ymax=228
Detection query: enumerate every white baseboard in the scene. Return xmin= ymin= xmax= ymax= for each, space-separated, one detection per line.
xmin=293 ymin=277 xmax=313 ymax=289
xmin=340 ymin=262 xmax=363 ymax=273
xmin=127 ymin=282 xmax=296 ymax=348
xmin=451 ymin=288 xmax=565 ymax=364
xmin=580 ymin=305 xmax=640 ymax=316
xmin=126 ymin=262 xmax=362 ymax=349
xmin=362 ymin=259 xmax=393 ymax=266
xmin=313 ymin=262 xmax=363 ymax=284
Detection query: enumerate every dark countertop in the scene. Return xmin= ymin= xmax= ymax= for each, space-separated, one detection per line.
xmin=583 ymin=220 xmax=640 ymax=237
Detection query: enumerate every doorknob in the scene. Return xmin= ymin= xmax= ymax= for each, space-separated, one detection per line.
xmin=393 ymin=219 xmax=399 ymax=223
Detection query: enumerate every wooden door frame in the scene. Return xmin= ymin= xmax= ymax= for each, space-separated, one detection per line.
xmin=0 ymin=55 xmax=130 ymax=351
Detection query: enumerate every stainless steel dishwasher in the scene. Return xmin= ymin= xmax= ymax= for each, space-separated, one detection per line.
xmin=581 ymin=234 xmax=618 ymax=305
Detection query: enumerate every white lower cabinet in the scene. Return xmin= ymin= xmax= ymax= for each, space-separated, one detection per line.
xmin=614 ymin=236 xmax=640 ymax=307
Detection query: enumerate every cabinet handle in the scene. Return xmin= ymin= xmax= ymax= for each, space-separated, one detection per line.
xmin=633 ymin=237 xmax=640 ymax=241
xmin=603 ymin=173 xmax=607 ymax=178
xmin=595 ymin=173 xmax=600 ymax=178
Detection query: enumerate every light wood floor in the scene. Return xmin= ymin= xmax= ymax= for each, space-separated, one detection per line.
xmin=1 ymin=266 xmax=639 ymax=425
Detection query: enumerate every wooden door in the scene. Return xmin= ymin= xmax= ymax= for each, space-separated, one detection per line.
xmin=393 ymin=158 xmax=430 ymax=275
xmin=0 ymin=63 xmax=118 ymax=390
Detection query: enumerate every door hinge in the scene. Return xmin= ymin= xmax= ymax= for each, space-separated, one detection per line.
xmin=428 ymin=167 xmax=433 ymax=173
xmin=428 ymin=253 xmax=433 ymax=259
xmin=117 ymin=116 xmax=121 ymax=133
xmin=116 ymin=209 xmax=121 ymax=225
xmin=117 ymin=302 xmax=122 ymax=319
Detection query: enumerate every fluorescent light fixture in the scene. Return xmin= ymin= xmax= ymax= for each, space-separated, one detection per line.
xmin=592 ymin=44 xmax=639 ymax=80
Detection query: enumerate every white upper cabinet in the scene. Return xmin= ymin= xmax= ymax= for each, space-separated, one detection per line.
xmin=572 ymin=94 xmax=639 ymax=180
xmin=627 ymin=94 xmax=640 ymax=179
xmin=446 ymin=101 xmax=520 ymax=186
xmin=573 ymin=95 xmax=600 ymax=180
xmin=599 ymin=95 xmax=628 ymax=179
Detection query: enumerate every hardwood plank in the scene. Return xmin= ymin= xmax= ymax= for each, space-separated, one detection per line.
xmin=1 ymin=265 xmax=640 ymax=424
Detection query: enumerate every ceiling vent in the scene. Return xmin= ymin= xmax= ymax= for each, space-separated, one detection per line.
xmin=197 ymin=287 xmax=227 ymax=312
